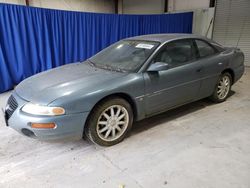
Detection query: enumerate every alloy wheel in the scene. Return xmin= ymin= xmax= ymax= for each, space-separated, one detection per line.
xmin=96 ymin=105 xmax=129 ymax=142
xmin=217 ymin=75 xmax=231 ymax=100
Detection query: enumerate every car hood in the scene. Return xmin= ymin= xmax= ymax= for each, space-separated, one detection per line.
xmin=15 ymin=62 xmax=127 ymax=105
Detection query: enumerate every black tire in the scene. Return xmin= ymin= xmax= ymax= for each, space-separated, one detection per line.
xmin=84 ymin=97 xmax=133 ymax=146
xmin=210 ymin=72 xmax=232 ymax=103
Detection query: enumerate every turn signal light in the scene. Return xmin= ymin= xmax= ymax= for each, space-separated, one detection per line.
xmin=52 ymin=108 xmax=65 ymax=115
xmin=31 ymin=123 xmax=56 ymax=129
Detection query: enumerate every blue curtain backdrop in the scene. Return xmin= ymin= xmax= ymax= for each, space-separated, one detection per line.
xmin=0 ymin=3 xmax=193 ymax=93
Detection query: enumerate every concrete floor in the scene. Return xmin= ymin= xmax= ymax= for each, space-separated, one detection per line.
xmin=0 ymin=69 xmax=250 ymax=188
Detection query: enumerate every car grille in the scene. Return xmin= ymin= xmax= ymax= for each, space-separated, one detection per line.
xmin=5 ymin=95 xmax=18 ymax=120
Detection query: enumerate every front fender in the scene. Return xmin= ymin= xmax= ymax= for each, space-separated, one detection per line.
xmin=49 ymin=73 xmax=146 ymax=120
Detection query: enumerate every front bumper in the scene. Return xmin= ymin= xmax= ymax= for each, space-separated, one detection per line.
xmin=4 ymin=92 xmax=89 ymax=140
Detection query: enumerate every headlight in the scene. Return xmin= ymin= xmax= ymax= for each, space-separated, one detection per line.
xmin=22 ymin=103 xmax=65 ymax=116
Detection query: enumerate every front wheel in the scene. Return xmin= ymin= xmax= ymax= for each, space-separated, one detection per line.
xmin=210 ymin=72 xmax=232 ymax=103
xmin=84 ymin=97 xmax=133 ymax=146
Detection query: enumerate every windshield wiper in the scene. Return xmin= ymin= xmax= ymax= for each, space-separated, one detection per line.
xmin=87 ymin=60 xmax=126 ymax=73
xmin=87 ymin=59 xmax=96 ymax=67
xmin=102 ymin=64 xmax=126 ymax=73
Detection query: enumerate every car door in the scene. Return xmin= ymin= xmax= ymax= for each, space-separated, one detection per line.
xmin=143 ymin=39 xmax=203 ymax=116
xmin=194 ymin=39 xmax=226 ymax=99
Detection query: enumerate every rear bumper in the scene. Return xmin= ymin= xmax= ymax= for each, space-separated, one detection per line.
xmin=234 ymin=64 xmax=245 ymax=83
xmin=5 ymin=92 xmax=89 ymax=140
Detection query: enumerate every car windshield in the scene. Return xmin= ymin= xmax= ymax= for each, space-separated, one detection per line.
xmin=89 ymin=40 xmax=159 ymax=72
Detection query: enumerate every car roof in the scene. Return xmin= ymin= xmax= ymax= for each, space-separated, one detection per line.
xmin=125 ymin=33 xmax=207 ymax=43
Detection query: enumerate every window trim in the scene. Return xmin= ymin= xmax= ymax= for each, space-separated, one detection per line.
xmin=193 ymin=39 xmax=220 ymax=59
xmin=148 ymin=38 xmax=198 ymax=70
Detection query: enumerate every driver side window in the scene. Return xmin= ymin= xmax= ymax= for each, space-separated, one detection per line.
xmin=153 ymin=39 xmax=196 ymax=68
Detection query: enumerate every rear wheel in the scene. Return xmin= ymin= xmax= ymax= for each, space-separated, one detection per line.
xmin=84 ymin=97 xmax=133 ymax=146
xmin=210 ymin=72 xmax=232 ymax=103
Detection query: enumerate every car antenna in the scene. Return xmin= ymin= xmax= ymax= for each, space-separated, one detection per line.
xmin=205 ymin=17 xmax=214 ymax=38
xmin=236 ymin=15 xmax=247 ymax=49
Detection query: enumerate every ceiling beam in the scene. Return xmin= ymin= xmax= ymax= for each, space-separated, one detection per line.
xmin=25 ymin=0 xmax=29 ymax=6
xmin=164 ymin=0 xmax=168 ymax=12
xmin=114 ymin=0 xmax=118 ymax=14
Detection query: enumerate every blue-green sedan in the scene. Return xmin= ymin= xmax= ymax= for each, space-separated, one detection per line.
xmin=4 ymin=34 xmax=245 ymax=146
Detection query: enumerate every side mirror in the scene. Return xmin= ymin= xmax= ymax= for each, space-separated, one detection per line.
xmin=147 ymin=62 xmax=169 ymax=72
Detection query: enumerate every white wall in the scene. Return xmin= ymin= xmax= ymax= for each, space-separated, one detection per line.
xmin=122 ymin=0 xmax=164 ymax=14
xmin=168 ymin=0 xmax=210 ymax=12
xmin=0 ymin=0 xmax=25 ymax=5
xmin=0 ymin=0 xmax=211 ymax=14
xmin=121 ymin=0 xmax=210 ymax=14
xmin=0 ymin=0 xmax=115 ymax=13
xmin=192 ymin=8 xmax=215 ymax=38
xmin=30 ymin=0 xmax=114 ymax=13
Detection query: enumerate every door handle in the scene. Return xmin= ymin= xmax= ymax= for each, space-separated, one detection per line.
xmin=196 ymin=68 xmax=202 ymax=73
xmin=218 ymin=62 xmax=223 ymax=66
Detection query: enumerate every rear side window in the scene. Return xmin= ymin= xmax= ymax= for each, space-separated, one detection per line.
xmin=154 ymin=39 xmax=196 ymax=68
xmin=195 ymin=40 xmax=216 ymax=58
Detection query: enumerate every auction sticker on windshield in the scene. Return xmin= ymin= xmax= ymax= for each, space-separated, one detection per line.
xmin=135 ymin=43 xmax=154 ymax=49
